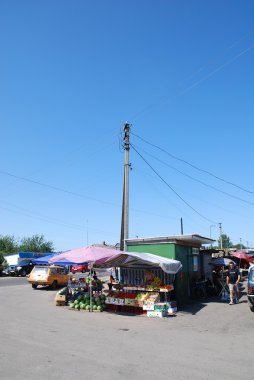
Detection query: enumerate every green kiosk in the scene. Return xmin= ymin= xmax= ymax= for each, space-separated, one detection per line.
xmin=125 ymin=234 xmax=214 ymax=306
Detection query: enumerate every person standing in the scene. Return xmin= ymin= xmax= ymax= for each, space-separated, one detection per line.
xmin=226 ymin=261 xmax=241 ymax=305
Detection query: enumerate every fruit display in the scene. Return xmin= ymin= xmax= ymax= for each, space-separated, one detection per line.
xmin=151 ymin=276 xmax=161 ymax=288
xmin=69 ymin=293 xmax=106 ymax=312
xmin=135 ymin=292 xmax=148 ymax=301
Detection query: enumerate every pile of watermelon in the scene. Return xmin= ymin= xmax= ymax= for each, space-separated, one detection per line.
xmin=69 ymin=293 xmax=106 ymax=311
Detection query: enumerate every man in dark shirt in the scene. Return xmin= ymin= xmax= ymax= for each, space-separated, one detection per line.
xmin=226 ymin=261 xmax=241 ymax=305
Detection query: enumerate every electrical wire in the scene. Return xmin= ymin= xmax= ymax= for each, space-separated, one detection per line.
xmin=130 ymin=143 xmax=218 ymax=224
xmin=178 ymin=29 xmax=254 ymax=87
xmin=132 ymin=132 xmax=254 ymax=194
xmin=0 ymin=169 xmax=121 ymax=208
xmin=0 ymin=168 xmax=184 ymax=224
xmin=130 ymin=41 xmax=254 ymax=122
xmin=131 ymin=143 xmax=254 ymax=207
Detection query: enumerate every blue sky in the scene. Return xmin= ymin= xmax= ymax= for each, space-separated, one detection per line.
xmin=0 ymin=1 xmax=254 ymax=250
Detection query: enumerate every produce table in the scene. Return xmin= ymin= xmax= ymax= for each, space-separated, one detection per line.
xmin=105 ymin=285 xmax=176 ymax=316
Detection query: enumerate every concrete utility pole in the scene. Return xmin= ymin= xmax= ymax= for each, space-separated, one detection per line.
xmin=219 ymin=222 xmax=223 ymax=249
xmin=120 ymin=122 xmax=130 ymax=251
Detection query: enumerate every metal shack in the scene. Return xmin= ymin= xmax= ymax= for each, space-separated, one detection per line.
xmin=125 ymin=234 xmax=214 ymax=305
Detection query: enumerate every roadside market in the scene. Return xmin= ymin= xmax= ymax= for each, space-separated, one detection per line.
xmin=53 ymin=247 xmax=182 ymax=318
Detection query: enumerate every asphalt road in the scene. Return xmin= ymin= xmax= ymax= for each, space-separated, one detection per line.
xmin=0 ymin=277 xmax=253 ymax=380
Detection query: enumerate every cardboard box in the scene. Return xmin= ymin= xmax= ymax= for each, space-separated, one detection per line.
xmin=55 ymin=294 xmax=66 ymax=305
xmin=154 ymin=302 xmax=177 ymax=312
xmin=143 ymin=293 xmax=160 ymax=305
xmin=167 ymin=307 xmax=177 ymax=315
xmin=143 ymin=304 xmax=155 ymax=311
xmin=125 ymin=298 xmax=136 ymax=306
xmin=136 ymin=300 xmax=144 ymax=307
xmin=147 ymin=310 xmax=167 ymax=318
xmin=154 ymin=303 xmax=168 ymax=312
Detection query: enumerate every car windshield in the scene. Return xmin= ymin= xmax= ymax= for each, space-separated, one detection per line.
xmin=33 ymin=267 xmax=48 ymax=274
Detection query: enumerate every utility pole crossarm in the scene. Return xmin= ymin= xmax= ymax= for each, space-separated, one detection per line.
xmin=120 ymin=122 xmax=131 ymax=251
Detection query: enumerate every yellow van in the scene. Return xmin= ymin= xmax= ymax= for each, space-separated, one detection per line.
xmin=27 ymin=265 xmax=69 ymax=289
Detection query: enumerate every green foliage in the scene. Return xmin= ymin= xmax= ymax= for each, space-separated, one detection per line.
xmin=217 ymin=234 xmax=233 ymax=249
xmin=232 ymin=243 xmax=246 ymax=250
xmin=0 ymin=235 xmax=18 ymax=254
xmin=0 ymin=234 xmax=54 ymax=254
xmin=0 ymin=252 xmax=5 ymax=265
xmin=19 ymin=234 xmax=54 ymax=253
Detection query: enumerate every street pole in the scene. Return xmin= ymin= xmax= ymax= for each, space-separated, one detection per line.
xmin=219 ymin=223 xmax=223 ymax=250
xmin=120 ymin=122 xmax=130 ymax=251
xmin=180 ymin=217 xmax=183 ymax=234
xmin=209 ymin=225 xmax=216 ymax=248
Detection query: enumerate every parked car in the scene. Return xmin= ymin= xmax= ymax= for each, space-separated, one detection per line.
xmin=27 ymin=265 xmax=69 ymax=289
xmin=243 ymin=252 xmax=254 ymax=263
xmin=8 ymin=265 xmax=18 ymax=276
xmin=247 ymin=266 xmax=254 ymax=312
xmin=5 ymin=263 xmax=34 ymax=277
xmin=71 ymin=264 xmax=88 ymax=274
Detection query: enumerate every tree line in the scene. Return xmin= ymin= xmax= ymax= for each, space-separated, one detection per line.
xmin=0 ymin=234 xmax=54 ymax=267
xmin=218 ymin=234 xmax=247 ymax=250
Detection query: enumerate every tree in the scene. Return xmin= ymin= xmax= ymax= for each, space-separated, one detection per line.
xmin=0 ymin=235 xmax=18 ymax=255
xmin=232 ymin=243 xmax=246 ymax=250
xmin=217 ymin=234 xmax=233 ymax=249
xmin=0 ymin=252 xmax=8 ymax=273
xmin=19 ymin=235 xmax=54 ymax=253
xmin=0 ymin=252 xmax=6 ymax=265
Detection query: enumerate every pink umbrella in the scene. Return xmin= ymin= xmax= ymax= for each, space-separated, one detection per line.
xmin=230 ymin=251 xmax=248 ymax=269
xmin=48 ymin=245 xmax=121 ymax=265
xmin=231 ymin=251 xmax=248 ymax=260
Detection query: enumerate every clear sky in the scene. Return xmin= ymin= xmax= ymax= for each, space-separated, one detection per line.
xmin=0 ymin=1 xmax=254 ymax=251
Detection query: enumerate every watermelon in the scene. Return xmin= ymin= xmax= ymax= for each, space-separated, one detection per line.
xmin=75 ymin=304 xmax=80 ymax=310
xmin=86 ymin=305 xmax=90 ymax=311
xmin=93 ymin=305 xmax=97 ymax=310
xmin=69 ymin=303 xmax=75 ymax=309
xmin=74 ymin=299 xmax=79 ymax=305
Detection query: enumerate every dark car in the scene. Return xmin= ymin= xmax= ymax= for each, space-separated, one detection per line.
xmin=247 ymin=266 xmax=254 ymax=312
xmin=7 ymin=262 xmax=34 ymax=277
xmin=71 ymin=264 xmax=88 ymax=274
xmin=8 ymin=265 xmax=18 ymax=276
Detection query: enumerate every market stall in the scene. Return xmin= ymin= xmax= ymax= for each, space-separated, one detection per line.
xmin=97 ymin=251 xmax=182 ymax=317
xmin=53 ymin=247 xmax=182 ymax=318
xmin=55 ymin=270 xmax=106 ymax=311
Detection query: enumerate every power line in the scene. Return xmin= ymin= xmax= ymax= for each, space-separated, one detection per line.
xmin=130 ymin=143 xmax=217 ymax=224
xmin=132 ymin=132 xmax=254 ymax=194
xmin=0 ymin=169 xmax=120 ymax=208
xmin=0 ymin=169 xmax=182 ymax=224
xmin=130 ymin=41 xmax=254 ymax=121
xmin=132 ymin=143 xmax=254 ymax=207
xmin=178 ymin=29 xmax=254 ymax=88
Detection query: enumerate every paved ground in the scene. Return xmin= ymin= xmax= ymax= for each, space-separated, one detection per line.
xmin=0 ymin=277 xmax=253 ymax=380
